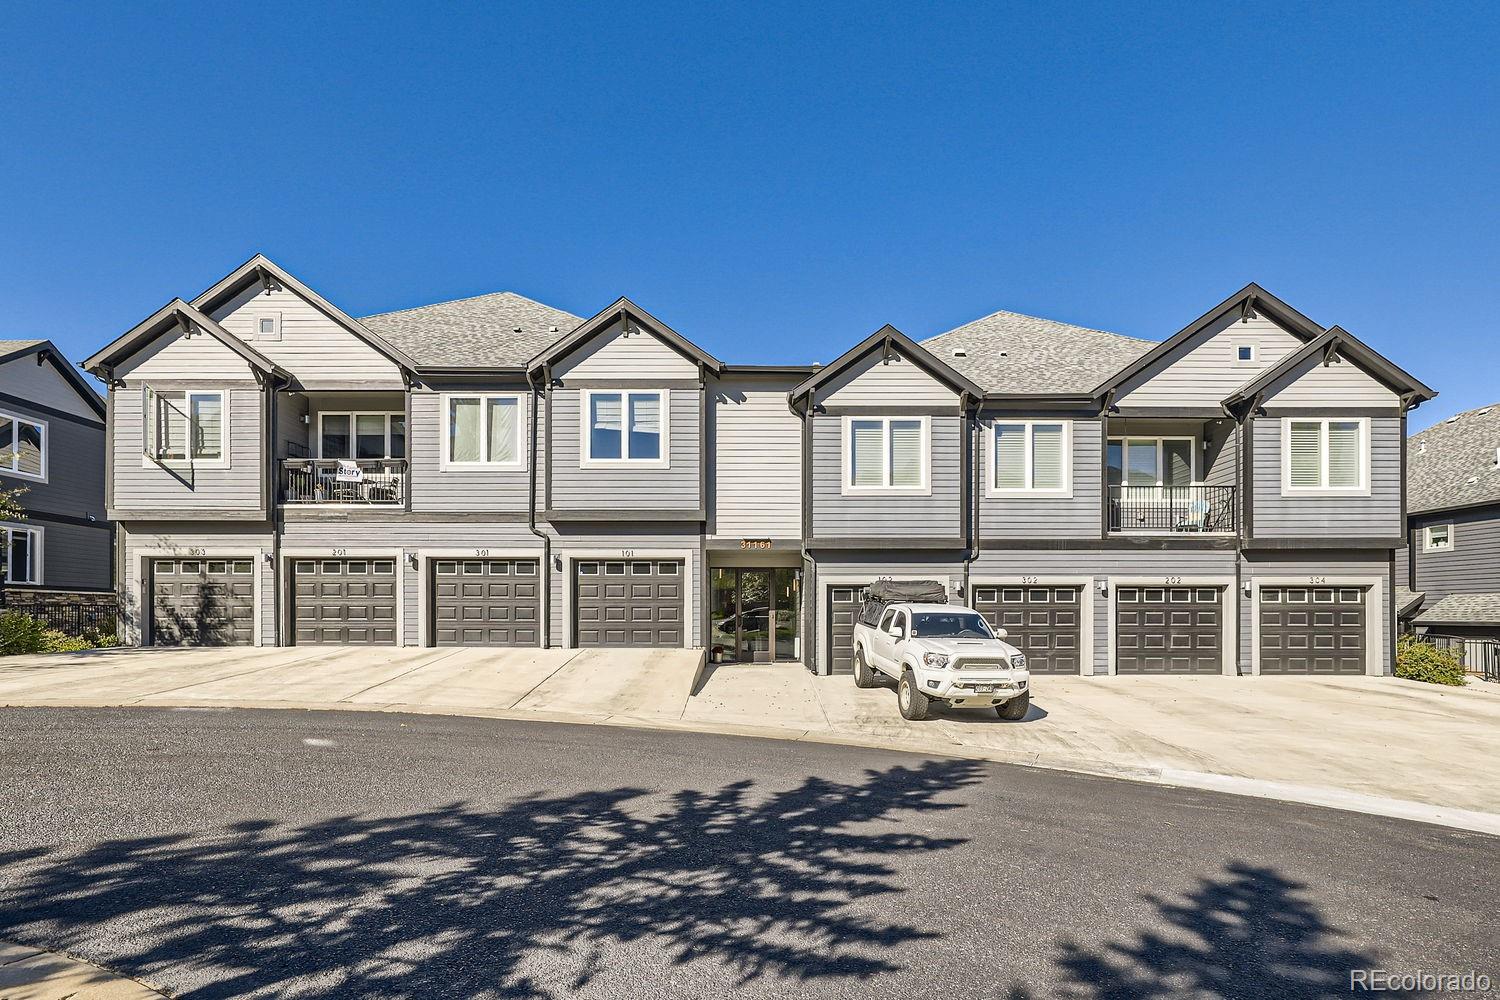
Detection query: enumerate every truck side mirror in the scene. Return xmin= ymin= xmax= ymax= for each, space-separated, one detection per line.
xmin=890 ymin=625 xmax=905 ymax=640
xmin=993 ymin=628 xmax=1008 ymax=639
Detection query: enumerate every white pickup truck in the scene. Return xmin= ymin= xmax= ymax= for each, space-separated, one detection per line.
xmin=851 ymin=581 xmax=1031 ymax=721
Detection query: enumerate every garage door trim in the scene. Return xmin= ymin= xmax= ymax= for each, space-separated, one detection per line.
xmin=282 ymin=548 xmax=406 ymax=646
xmin=1250 ymin=575 xmax=1383 ymax=676
xmin=135 ymin=548 xmax=264 ymax=647
xmin=564 ymin=550 xmax=695 ymax=649
xmin=416 ymin=550 xmax=547 ymax=648
xmin=1108 ymin=575 xmax=1235 ymax=677
xmin=972 ymin=575 xmax=1095 ymax=676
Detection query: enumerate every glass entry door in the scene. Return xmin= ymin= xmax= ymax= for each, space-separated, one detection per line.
xmin=710 ymin=567 xmax=801 ymax=663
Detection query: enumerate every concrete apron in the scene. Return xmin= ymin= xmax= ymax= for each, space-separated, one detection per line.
xmin=0 ymin=940 xmax=167 ymax=998
xmin=2 ymin=649 xmax=1499 ymax=837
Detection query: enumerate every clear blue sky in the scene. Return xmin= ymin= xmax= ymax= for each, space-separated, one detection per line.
xmin=2 ymin=2 xmax=1494 ymax=430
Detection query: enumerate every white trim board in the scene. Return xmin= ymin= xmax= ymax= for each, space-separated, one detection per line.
xmin=131 ymin=545 xmax=269 ymax=648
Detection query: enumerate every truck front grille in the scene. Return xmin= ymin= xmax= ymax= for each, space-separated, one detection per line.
xmin=956 ymin=660 xmax=1005 ymax=670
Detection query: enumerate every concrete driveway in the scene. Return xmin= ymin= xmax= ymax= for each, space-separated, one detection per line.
xmin=3 ymin=646 xmax=1498 ymax=831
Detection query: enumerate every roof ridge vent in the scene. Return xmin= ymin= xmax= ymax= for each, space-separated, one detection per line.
xmin=1419 ymin=441 xmax=1427 ymax=454
xmin=1478 ymin=407 xmax=1493 ymax=415
xmin=1447 ymin=415 xmax=1461 ymax=423
xmin=951 ymin=348 xmax=968 ymax=358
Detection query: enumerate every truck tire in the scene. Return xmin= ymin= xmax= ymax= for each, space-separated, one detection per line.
xmin=996 ymin=690 xmax=1030 ymax=721
xmin=853 ymin=648 xmax=876 ymax=689
xmin=898 ymin=670 xmax=931 ymax=721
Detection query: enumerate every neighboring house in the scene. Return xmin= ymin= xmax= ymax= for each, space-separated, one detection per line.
xmin=0 ymin=340 xmax=111 ymax=594
xmin=1399 ymin=403 xmax=1500 ymax=640
xmin=85 ymin=256 xmax=1433 ymax=678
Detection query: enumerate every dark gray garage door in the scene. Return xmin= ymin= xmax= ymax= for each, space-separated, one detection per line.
xmin=1260 ymin=586 xmax=1366 ymax=674
xmin=574 ymin=560 xmax=683 ymax=646
xmin=151 ymin=558 xmax=255 ymax=646
xmin=825 ymin=583 xmax=870 ymax=676
xmin=973 ymin=586 xmax=1082 ymax=674
xmin=1116 ymin=586 xmax=1222 ymax=674
xmin=293 ymin=558 xmax=398 ymax=645
xmin=433 ymin=558 xmax=541 ymax=646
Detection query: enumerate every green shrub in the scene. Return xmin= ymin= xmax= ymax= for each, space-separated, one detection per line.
xmin=1396 ymin=634 xmax=1468 ymax=686
xmin=0 ymin=610 xmax=100 ymax=655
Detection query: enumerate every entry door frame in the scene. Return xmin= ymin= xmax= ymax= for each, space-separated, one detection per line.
xmin=718 ymin=567 xmax=799 ymax=663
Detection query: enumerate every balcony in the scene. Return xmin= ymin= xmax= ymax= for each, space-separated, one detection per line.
xmin=281 ymin=459 xmax=408 ymax=505
xmin=1107 ymin=485 xmax=1236 ymax=535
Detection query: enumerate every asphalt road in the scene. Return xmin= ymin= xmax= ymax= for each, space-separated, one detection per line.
xmin=0 ymin=708 xmax=1495 ymax=1000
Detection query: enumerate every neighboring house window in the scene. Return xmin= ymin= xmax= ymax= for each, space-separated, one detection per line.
xmin=845 ymin=416 xmax=928 ymax=493
xmin=319 ymin=412 xmax=406 ymax=460
xmin=145 ymin=389 xmax=222 ymax=463
xmin=991 ymin=420 xmax=1071 ymax=496
xmin=444 ymin=394 xmax=522 ymax=468
xmin=0 ymin=411 xmax=46 ymax=481
xmin=584 ymin=390 xmax=666 ymax=465
xmin=0 ymin=523 xmax=41 ymax=585
xmin=1233 ymin=342 xmax=1257 ymax=365
xmin=255 ymin=313 xmax=282 ymax=341
xmin=1107 ymin=437 xmax=1195 ymax=488
xmin=1283 ymin=418 xmax=1367 ymax=493
xmin=1424 ymin=524 xmax=1453 ymax=552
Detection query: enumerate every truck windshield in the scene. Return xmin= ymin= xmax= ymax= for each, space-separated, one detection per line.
xmin=910 ymin=612 xmax=993 ymax=638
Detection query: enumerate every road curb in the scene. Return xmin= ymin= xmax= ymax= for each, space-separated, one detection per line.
xmin=0 ymin=939 xmax=168 ymax=998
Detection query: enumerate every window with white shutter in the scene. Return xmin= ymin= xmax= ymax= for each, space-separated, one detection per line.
xmin=582 ymin=390 xmax=668 ymax=465
xmin=844 ymin=416 xmax=929 ymax=492
xmin=991 ymin=420 xmax=1072 ymax=496
xmin=1282 ymin=418 xmax=1367 ymax=493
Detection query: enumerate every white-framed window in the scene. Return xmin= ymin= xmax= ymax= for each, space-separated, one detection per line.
xmin=1282 ymin=417 xmax=1368 ymax=495
xmin=144 ymin=389 xmax=224 ymax=464
xmin=582 ymin=390 xmax=667 ymax=466
xmin=1232 ymin=342 xmax=1257 ymax=366
xmin=254 ymin=313 xmax=282 ymax=341
xmin=1424 ymin=523 xmax=1454 ymax=552
xmin=0 ymin=523 xmax=41 ymax=585
xmin=1107 ymin=437 xmax=1196 ymax=488
xmin=443 ymin=393 xmax=523 ymax=469
xmin=0 ymin=410 xmax=46 ymax=482
xmin=989 ymin=420 xmax=1071 ymax=497
xmin=318 ymin=412 xmax=406 ymax=460
xmin=843 ymin=415 xmax=929 ymax=494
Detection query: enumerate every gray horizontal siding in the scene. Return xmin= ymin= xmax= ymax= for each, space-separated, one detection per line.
xmin=811 ymin=414 xmax=962 ymax=538
xmin=710 ymin=376 xmax=801 ymax=538
xmin=1251 ymin=415 xmax=1401 ymax=538
xmin=30 ymin=520 xmax=112 ymax=590
xmin=978 ymin=417 xmax=1100 ymax=539
xmin=110 ymin=385 xmax=264 ymax=514
xmin=1409 ymin=507 xmax=1500 ymax=602
xmin=408 ymin=390 xmax=538 ymax=513
xmin=548 ymin=388 xmax=701 ymax=511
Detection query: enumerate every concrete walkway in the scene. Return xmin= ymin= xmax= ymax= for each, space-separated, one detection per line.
xmin=3 ymin=646 xmax=1499 ymax=834
xmin=0 ymin=940 xmax=166 ymax=998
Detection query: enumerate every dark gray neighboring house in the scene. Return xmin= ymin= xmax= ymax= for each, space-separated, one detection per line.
xmin=0 ymin=339 xmax=111 ymax=594
xmin=84 ymin=254 xmax=1434 ymax=676
xmin=1400 ymin=404 xmax=1500 ymax=640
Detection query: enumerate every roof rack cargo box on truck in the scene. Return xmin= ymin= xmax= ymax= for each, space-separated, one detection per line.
xmin=859 ymin=579 xmax=950 ymax=627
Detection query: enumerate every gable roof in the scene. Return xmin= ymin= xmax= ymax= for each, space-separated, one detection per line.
xmin=1413 ymin=592 xmax=1500 ymax=626
xmin=1407 ymin=402 xmax=1500 ymax=515
xmin=527 ymin=297 xmax=722 ymax=375
xmin=362 ymin=291 xmax=583 ymax=372
xmin=1221 ymin=325 xmax=1436 ymax=417
xmin=1395 ymin=587 xmax=1426 ymax=619
xmin=922 ymin=309 xmax=1154 ymax=395
xmin=0 ymin=339 xmax=106 ymax=419
xmin=790 ymin=324 xmax=984 ymax=406
xmin=192 ymin=254 xmax=419 ymax=373
xmin=84 ymin=298 xmax=289 ymax=382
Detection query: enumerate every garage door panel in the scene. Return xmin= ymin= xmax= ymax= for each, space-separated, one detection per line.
xmin=574 ymin=560 xmax=685 ymax=647
xmin=152 ymin=558 xmax=255 ymax=646
xmin=1116 ymin=586 xmax=1222 ymax=674
xmin=825 ymin=585 xmax=868 ymax=676
xmin=1260 ymin=586 xmax=1365 ymax=674
xmin=292 ymin=559 xmax=398 ymax=646
xmin=974 ymin=585 xmax=1084 ymax=675
xmin=432 ymin=559 xmax=541 ymax=647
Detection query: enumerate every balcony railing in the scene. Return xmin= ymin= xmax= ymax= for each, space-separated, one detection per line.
xmin=1107 ymin=484 xmax=1236 ymax=534
xmin=281 ymin=459 xmax=408 ymax=505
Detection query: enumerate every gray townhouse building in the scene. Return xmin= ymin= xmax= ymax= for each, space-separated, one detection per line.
xmin=1398 ymin=403 xmax=1500 ymax=640
xmin=85 ymin=255 xmax=1433 ymax=677
xmin=0 ymin=339 xmax=111 ymax=595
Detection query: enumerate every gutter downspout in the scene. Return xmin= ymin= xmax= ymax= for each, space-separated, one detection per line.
xmin=960 ymin=392 xmax=979 ymax=601
xmin=269 ymin=374 xmax=282 ymax=645
xmin=528 ymin=368 xmax=551 ymax=648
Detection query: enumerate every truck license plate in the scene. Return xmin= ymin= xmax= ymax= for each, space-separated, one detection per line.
xmin=972 ymin=684 xmax=995 ymax=693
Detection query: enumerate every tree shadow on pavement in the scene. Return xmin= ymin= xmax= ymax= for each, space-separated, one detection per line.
xmin=1008 ymin=860 xmax=1411 ymax=1000
xmin=0 ymin=759 xmax=982 ymax=999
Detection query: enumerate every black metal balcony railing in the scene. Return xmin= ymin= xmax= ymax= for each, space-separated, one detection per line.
xmin=281 ymin=459 xmax=408 ymax=505
xmin=1107 ymin=484 xmax=1236 ymax=534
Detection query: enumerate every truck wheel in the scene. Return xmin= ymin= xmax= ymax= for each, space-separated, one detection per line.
xmin=853 ymin=648 xmax=876 ymax=689
xmin=898 ymin=670 xmax=931 ymax=721
xmin=996 ymin=690 xmax=1031 ymax=721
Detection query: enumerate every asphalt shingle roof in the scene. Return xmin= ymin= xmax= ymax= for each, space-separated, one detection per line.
xmin=360 ymin=292 xmax=583 ymax=369
xmin=1413 ymin=592 xmax=1500 ymax=625
xmin=921 ymin=309 xmax=1156 ymax=394
xmin=1395 ymin=587 xmax=1425 ymax=617
xmin=0 ymin=339 xmax=48 ymax=356
xmin=1407 ymin=403 xmax=1500 ymax=515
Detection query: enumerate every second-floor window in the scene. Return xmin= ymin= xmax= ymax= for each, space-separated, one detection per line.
xmin=585 ymin=390 xmax=666 ymax=465
xmin=444 ymin=394 xmax=522 ymax=468
xmin=0 ymin=411 xmax=46 ymax=481
xmin=1107 ymin=437 xmax=1194 ymax=488
xmin=146 ymin=389 xmax=222 ymax=464
xmin=1424 ymin=523 xmax=1453 ymax=552
xmin=1283 ymin=418 xmax=1367 ymax=494
xmin=992 ymin=421 xmax=1070 ymax=496
xmin=845 ymin=416 xmax=928 ymax=493
xmin=319 ymin=412 xmax=406 ymax=460
xmin=0 ymin=523 xmax=40 ymax=585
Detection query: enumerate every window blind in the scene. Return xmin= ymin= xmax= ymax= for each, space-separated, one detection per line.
xmin=589 ymin=393 xmax=623 ymax=459
xmin=190 ymin=395 xmax=222 ymax=460
xmin=1032 ymin=424 xmax=1064 ymax=489
xmin=889 ymin=420 xmax=922 ymax=487
xmin=994 ymin=424 xmax=1025 ymax=489
xmin=850 ymin=420 xmax=883 ymax=487
xmin=1327 ymin=421 xmax=1360 ymax=487
xmin=1289 ymin=421 xmax=1323 ymax=487
xmin=628 ymin=393 xmax=661 ymax=460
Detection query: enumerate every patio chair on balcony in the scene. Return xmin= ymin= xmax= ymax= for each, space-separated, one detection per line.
xmin=1175 ymin=498 xmax=1211 ymax=532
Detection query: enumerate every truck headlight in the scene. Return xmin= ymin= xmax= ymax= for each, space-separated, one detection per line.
xmin=1009 ymin=654 xmax=1027 ymax=670
xmin=922 ymin=652 xmax=950 ymax=668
